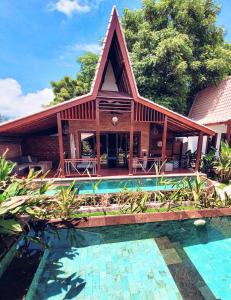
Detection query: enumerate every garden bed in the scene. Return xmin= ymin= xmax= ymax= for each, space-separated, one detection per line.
xmin=47 ymin=207 xmax=231 ymax=228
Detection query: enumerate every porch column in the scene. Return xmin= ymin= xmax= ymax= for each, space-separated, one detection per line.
xmin=226 ymin=123 xmax=231 ymax=146
xmin=195 ymin=131 xmax=203 ymax=172
xmin=129 ymin=101 xmax=134 ymax=175
xmin=96 ymin=99 xmax=101 ymax=176
xmin=161 ymin=116 xmax=168 ymax=171
xmin=57 ymin=112 xmax=65 ymax=177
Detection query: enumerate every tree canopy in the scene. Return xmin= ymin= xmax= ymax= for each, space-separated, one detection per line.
xmin=50 ymin=0 xmax=231 ymax=114
xmin=122 ymin=0 xmax=231 ymax=113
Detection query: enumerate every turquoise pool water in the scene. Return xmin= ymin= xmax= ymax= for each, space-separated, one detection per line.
xmin=27 ymin=217 xmax=231 ymax=300
xmin=48 ymin=176 xmax=193 ymax=195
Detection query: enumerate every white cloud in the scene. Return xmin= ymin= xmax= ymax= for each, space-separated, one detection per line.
xmin=50 ymin=0 xmax=104 ymax=16
xmin=59 ymin=42 xmax=101 ymax=62
xmin=0 ymin=78 xmax=54 ymax=118
xmin=69 ymin=42 xmax=101 ymax=53
xmin=51 ymin=0 xmax=92 ymax=16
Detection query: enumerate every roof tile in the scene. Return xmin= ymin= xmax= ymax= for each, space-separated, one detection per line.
xmin=189 ymin=76 xmax=231 ymax=124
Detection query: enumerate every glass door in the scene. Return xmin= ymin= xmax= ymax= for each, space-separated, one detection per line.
xmin=117 ymin=133 xmax=129 ymax=167
xmin=100 ymin=134 xmax=108 ymax=166
xmin=98 ymin=132 xmax=141 ymax=168
xmin=108 ymin=133 xmax=117 ymax=168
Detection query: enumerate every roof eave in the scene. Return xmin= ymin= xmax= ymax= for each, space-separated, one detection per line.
xmin=137 ymin=96 xmax=215 ymax=136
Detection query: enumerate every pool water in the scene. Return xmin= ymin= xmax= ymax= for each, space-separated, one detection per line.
xmin=48 ymin=176 xmax=194 ymax=195
xmin=27 ymin=217 xmax=231 ymax=300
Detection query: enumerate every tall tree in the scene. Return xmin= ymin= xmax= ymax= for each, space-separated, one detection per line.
xmin=50 ymin=1 xmax=231 ymax=114
xmin=122 ymin=0 xmax=231 ymax=113
xmin=49 ymin=52 xmax=98 ymax=106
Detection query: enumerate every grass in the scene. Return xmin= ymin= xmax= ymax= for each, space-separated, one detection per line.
xmin=76 ymin=205 xmax=197 ymax=218
xmin=217 ymin=183 xmax=230 ymax=190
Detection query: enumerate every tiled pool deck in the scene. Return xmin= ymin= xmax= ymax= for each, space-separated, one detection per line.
xmin=29 ymin=237 xmax=182 ymax=299
xmin=27 ymin=214 xmax=231 ymax=300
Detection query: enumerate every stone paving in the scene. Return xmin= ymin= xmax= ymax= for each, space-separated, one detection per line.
xmin=27 ymin=217 xmax=231 ymax=299
xmin=29 ymin=237 xmax=182 ymax=299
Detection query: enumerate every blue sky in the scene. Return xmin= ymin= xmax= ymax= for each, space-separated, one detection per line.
xmin=0 ymin=0 xmax=230 ymax=117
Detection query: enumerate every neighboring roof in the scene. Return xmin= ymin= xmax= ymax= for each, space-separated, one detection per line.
xmin=189 ymin=76 xmax=231 ymax=125
xmin=0 ymin=7 xmax=215 ymax=137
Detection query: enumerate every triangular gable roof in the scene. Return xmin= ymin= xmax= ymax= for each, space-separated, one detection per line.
xmin=90 ymin=7 xmax=139 ymax=98
xmin=189 ymin=76 xmax=231 ymax=125
xmin=0 ymin=7 xmax=214 ymax=136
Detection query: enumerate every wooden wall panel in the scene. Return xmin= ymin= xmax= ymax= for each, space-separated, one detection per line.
xmin=60 ymin=100 xmax=96 ymax=120
xmin=134 ymin=102 xmax=164 ymax=123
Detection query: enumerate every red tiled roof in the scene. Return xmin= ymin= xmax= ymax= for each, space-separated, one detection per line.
xmin=189 ymin=76 xmax=231 ymax=125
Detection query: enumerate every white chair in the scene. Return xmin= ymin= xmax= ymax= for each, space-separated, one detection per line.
xmin=76 ymin=156 xmax=97 ymax=175
xmin=132 ymin=158 xmax=147 ymax=173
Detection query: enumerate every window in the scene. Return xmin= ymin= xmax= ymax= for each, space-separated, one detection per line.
xmin=80 ymin=132 xmax=96 ymax=157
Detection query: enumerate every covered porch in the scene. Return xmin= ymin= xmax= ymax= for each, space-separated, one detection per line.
xmin=0 ymin=92 xmax=209 ymax=179
xmin=55 ymin=91 xmax=208 ymax=178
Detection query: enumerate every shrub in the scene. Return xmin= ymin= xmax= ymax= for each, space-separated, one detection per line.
xmin=213 ymin=141 xmax=231 ymax=183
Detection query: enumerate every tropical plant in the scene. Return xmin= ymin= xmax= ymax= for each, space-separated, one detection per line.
xmin=0 ymin=150 xmax=16 ymax=185
xmin=185 ymin=150 xmax=197 ymax=169
xmin=120 ymin=190 xmax=149 ymax=214
xmin=213 ymin=141 xmax=231 ymax=183
xmin=201 ymin=147 xmax=216 ymax=176
xmin=154 ymin=176 xmax=189 ymax=210
xmin=45 ymin=182 xmax=81 ymax=219
xmin=89 ymin=180 xmax=102 ymax=206
xmin=0 ymin=151 xmax=52 ymax=238
xmin=183 ymin=173 xmax=207 ymax=207
xmin=0 ymin=170 xmax=51 ymax=203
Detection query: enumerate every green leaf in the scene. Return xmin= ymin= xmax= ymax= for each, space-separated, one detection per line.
xmin=0 ymin=218 xmax=23 ymax=235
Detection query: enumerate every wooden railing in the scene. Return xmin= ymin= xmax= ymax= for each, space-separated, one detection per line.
xmin=64 ymin=158 xmax=97 ymax=176
xmin=132 ymin=157 xmax=163 ymax=174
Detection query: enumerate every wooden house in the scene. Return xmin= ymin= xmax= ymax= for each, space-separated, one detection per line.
xmin=0 ymin=8 xmax=214 ymax=178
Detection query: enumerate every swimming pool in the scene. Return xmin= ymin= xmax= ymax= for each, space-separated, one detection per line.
xmin=25 ymin=216 xmax=231 ymax=299
xmin=48 ymin=176 xmax=195 ymax=195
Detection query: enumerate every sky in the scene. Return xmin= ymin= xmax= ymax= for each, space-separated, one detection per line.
xmin=0 ymin=0 xmax=230 ymax=118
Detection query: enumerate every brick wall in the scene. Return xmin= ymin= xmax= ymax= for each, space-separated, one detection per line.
xmin=21 ymin=135 xmax=70 ymax=167
xmin=0 ymin=142 xmax=21 ymax=159
xmin=69 ymin=112 xmax=150 ymax=158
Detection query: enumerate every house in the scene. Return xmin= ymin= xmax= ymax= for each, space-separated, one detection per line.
xmin=189 ymin=76 xmax=231 ymax=154
xmin=0 ymin=7 xmax=214 ymax=178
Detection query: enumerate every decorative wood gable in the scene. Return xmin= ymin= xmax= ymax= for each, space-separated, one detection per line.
xmin=91 ymin=7 xmax=138 ymax=99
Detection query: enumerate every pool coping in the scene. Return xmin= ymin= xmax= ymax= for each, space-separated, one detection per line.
xmin=47 ymin=207 xmax=231 ymax=228
xmin=34 ymin=172 xmax=205 ymax=183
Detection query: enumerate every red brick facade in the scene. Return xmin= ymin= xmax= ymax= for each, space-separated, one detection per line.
xmin=0 ymin=138 xmax=21 ymax=159
xmin=21 ymin=135 xmax=70 ymax=167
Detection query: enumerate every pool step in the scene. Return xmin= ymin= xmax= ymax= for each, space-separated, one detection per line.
xmin=155 ymin=236 xmax=217 ymax=300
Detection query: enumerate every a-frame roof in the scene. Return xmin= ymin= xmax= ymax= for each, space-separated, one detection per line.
xmin=189 ymin=76 xmax=231 ymax=126
xmin=0 ymin=7 xmax=214 ymax=136
xmin=90 ymin=6 xmax=139 ymax=98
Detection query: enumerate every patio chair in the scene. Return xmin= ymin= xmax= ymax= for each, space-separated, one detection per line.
xmin=132 ymin=157 xmax=147 ymax=173
xmin=11 ymin=155 xmax=52 ymax=175
xmin=72 ymin=157 xmax=97 ymax=175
